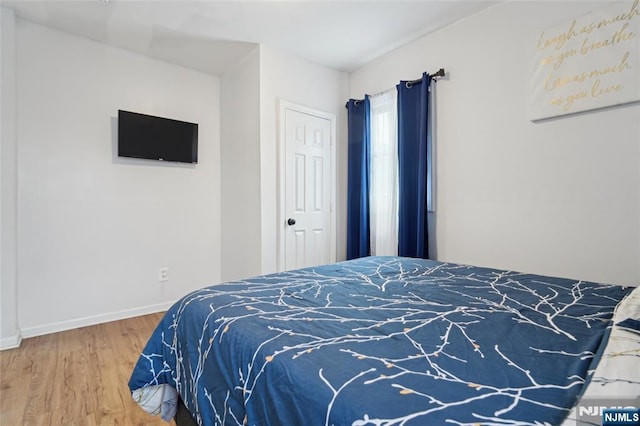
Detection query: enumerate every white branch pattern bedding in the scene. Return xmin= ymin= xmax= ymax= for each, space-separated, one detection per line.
xmin=129 ymin=256 xmax=635 ymax=425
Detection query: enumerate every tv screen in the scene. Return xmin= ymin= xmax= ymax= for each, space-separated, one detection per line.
xmin=118 ymin=110 xmax=198 ymax=164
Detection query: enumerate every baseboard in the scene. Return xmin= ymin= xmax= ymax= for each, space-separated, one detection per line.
xmin=0 ymin=330 xmax=22 ymax=351
xmin=19 ymin=301 xmax=173 ymax=340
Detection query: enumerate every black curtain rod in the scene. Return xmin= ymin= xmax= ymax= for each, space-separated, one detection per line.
xmin=406 ymin=68 xmax=445 ymax=86
xmin=346 ymin=68 xmax=445 ymax=108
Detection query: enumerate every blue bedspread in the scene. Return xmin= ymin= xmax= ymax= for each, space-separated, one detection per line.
xmin=129 ymin=256 xmax=632 ymax=425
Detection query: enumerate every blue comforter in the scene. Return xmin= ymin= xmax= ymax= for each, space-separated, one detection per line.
xmin=129 ymin=256 xmax=632 ymax=425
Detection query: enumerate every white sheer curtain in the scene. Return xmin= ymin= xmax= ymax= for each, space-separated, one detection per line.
xmin=369 ymin=88 xmax=399 ymax=256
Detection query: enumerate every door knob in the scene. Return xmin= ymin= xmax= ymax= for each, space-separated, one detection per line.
xmin=287 ymin=218 xmax=296 ymax=226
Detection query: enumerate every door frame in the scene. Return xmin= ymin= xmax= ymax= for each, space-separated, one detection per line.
xmin=277 ymin=99 xmax=337 ymax=272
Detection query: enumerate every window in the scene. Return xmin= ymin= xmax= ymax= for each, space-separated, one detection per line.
xmin=369 ymin=88 xmax=398 ymax=256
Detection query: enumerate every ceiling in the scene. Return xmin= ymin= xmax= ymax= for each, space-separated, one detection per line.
xmin=2 ymin=0 xmax=498 ymax=75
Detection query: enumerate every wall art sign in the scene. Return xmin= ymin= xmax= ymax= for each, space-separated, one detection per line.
xmin=530 ymin=0 xmax=639 ymax=121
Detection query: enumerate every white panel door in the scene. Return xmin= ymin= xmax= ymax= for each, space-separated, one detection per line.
xmin=283 ymin=107 xmax=332 ymax=270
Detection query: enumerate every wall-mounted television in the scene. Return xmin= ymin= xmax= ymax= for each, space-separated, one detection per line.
xmin=118 ymin=110 xmax=198 ymax=164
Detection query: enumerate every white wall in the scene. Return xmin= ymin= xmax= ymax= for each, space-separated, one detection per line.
xmin=0 ymin=7 xmax=20 ymax=348
xmin=16 ymin=20 xmax=222 ymax=335
xmin=3 ymin=18 xmax=349 ymax=343
xmin=7 ymin=1 xmax=635 ymax=346
xmin=218 ymin=45 xmax=349 ymax=281
xmin=259 ymin=45 xmax=350 ymax=274
xmin=351 ymin=1 xmax=640 ymax=286
xmin=220 ymin=47 xmax=262 ymax=281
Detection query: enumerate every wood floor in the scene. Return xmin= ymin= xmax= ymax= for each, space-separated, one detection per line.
xmin=0 ymin=312 xmax=175 ymax=425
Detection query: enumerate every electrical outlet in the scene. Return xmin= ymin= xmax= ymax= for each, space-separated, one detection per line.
xmin=158 ymin=267 xmax=169 ymax=282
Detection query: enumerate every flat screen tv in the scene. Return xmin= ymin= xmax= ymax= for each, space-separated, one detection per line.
xmin=118 ymin=110 xmax=198 ymax=164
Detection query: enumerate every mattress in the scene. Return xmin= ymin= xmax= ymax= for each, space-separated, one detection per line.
xmin=129 ymin=256 xmax=636 ymax=425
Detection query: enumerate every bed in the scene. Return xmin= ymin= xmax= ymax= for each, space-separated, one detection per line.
xmin=128 ymin=256 xmax=639 ymax=425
